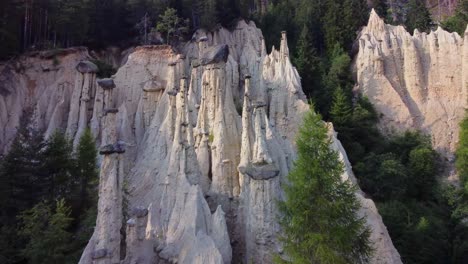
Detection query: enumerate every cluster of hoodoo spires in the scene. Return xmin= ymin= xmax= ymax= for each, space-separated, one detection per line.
xmin=4 ymin=12 xmax=450 ymax=263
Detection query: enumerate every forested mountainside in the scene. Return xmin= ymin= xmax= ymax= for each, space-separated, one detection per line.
xmin=0 ymin=1 xmax=467 ymax=264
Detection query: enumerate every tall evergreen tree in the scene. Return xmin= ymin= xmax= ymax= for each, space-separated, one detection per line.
xmin=0 ymin=109 xmax=45 ymax=220
xmin=75 ymin=128 xmax=98 ymax=212
xmin=41 ymin=131 xmax=74 ymax=202
xmin=442 ymin=0 xmax=468 ymax=35
xmin=293 ymin=25 xmax=322 ymax=98
xmin=330 ymin=87 xmax=352 ymax=128
xmin=0 ymin=109 xmax=45 ymax=263
xmin=18 ymin=199 xmax=73 ymax=264
xmin=276 ymin=109 xmax=371 ymax=264
xmin=456 ymin=112 xmax=468 ymax=189
xmin=405 ymin=0 xmax=432 ymax=33
xmin=156 ymin=7 xmax=189 ymax=44
xmin=199 ymin=0 xmax=217 ymax=29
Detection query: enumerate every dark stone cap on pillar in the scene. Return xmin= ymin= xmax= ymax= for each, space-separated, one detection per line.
xmin=200 ymin=44 xmax=229 ymax=66
xmin=97 ymin=78 xmax=116 ymax=89
xmin=76 ymin=60 xmax=98 ymax=73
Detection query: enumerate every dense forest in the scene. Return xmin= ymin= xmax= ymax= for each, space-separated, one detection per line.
xmin=0 ymin=110 xmax=99 ymax=264
xmin=0 ymin=0 xmax=466 ymax=60
xmin=0 ymin=0 xmax=467 ymax=263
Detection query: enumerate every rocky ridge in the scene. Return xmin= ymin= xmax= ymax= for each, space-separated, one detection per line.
xmin=355 ymin=10 xmax=468 ymax=177
xmin=0 ymin=21 xmax=401 ymax=263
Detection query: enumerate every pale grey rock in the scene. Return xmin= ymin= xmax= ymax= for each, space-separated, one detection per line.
xmin=0 ymin=18 xmax=404 ymax=264
xmin=91 ymin=249 xmax=107 ymax=259
xmin=131 ymin=206 xmax=149 ymax=218
xmin=355 ymin=9 xmax=468 ymax=179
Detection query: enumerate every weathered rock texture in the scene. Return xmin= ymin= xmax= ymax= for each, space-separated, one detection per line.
xmin=0 ymin=47 xmax=97 ymax=154
xmin=355 ymin=10 xmax=468 ymax=177
xmin=0 ymin=20 xmax=401 ymax=263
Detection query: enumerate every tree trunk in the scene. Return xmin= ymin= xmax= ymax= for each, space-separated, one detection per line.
xmin=23 ymin=1 xmax=28 ymax=50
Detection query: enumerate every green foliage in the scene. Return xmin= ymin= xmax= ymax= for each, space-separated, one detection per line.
xmin=378 ymin=198 xmax=451 ymax=264
xmin=0 ymin=109 xmax=45 ymax=219
xmin=311 ymin=44 xmax=353 ymax=116
xmin=322 ymin=0 xmax=368 ymax=52
xmin=276 ymin=109 xmax=371 ymax=264
xmin=0 ymin=118 xmax=98 ymax=262
xmin=354 ymin=131 xmax=437 ymax=201
xmin=456 ymin=112 xmax=468 ymax=190
xmin=91 ymin=59 xmax=117 ymax=78
xmin=448 ymin=112 xmax=468 ymax=263
xmin=19 ymin=199 xmax=74 ymax=264
xmin=405 ymin=0 xmax=432 ymax=33
xmin=292 ymin=25 xmax=322 ymax=98
xmin=442 ymin=0 xmax=468 ymax=35
xmin=41 ymin=131 xmax=74 ymax=201
xmin=356 ymin=153 xmax=408 ymax=201
xmin=407 ymin=147 xmax=437 ymax=199
xmin=156 ymin=8 xmax=189 ymax=44
xmin=75 ymin=128 xmax=99 ymax=212
xmin=371 ymin=0 xmax=389 ymax=20
xmin=330 ymin=87 xmax=352 ymax=128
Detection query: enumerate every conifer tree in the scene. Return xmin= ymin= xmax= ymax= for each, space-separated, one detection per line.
xmin=330 ymin=87 xmax=352 ymax=128
xmin=0 ymin=109 xmax=45 ymax=220
xmin=405 ymin=0 xmax=432 ymax=33
xmin=199 ymin=0 xmax=218 ymax=30
xmin=41 ymin=131 xmax=74 ymax=202
xmin=75 ymin=128 xmax=98 ymax=212
xmin=456 ymin=112 xmax=468 ymax=191
xmin=293 ymin=25 xmax=322 ymax=98
xmin=19 ymin=199 xmax=73 ymax=264
xmin=156 ymin=7 xmax=189 ymax=44
xmin=276 ymin=109 xmax=371 ymax=264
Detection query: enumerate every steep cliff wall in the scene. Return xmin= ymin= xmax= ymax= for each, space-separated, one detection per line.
xmin=0 ymin=48 xmax=93 ymax=154
xmin=355 ymin=10 xmax=467 ymax=177
xmin=0 ymin=21 xmax=401 ymax=263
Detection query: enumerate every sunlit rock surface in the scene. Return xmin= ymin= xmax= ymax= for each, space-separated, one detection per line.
xmin=355 ymin=10 xmax=468 ymax=178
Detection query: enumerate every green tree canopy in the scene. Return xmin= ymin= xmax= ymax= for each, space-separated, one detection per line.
xmin=18 ymin=199 xmax=73 ymax=264
xmin=442 ymin=0 xmax=468 ymax=35
xmin=405 ymin=0 xmax=432 ymax=33
xmin=276 ymin=109 xmax=371 ymax=264
xmin=156 ymin=7 xmax=189 ymax=44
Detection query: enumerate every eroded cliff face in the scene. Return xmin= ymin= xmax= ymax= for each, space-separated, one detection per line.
xmin=355 ymin=10 xmax=468 ymax=177
xmin=0 ymin=48 xmax=93 ymax=154
xmin=0 ymin=20 xmax=401 ymax=263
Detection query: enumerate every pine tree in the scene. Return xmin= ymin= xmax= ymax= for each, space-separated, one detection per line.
xmin=0 ymin=109 xmax=45 ymax=220
xmin=199 ymin=0 xmax=217 ymax=30
xmin=319 ymin=44 xmax=352 ymax=116
xmin=372 ymin=0 xmax=389 ymax=20
xmin=330 ymin=87 xmax=352 ymax=128
xmin=442 ymin=0 xmax=468 ymax=35
xmin=293 ymin=25 xmax=322 ymax=98
xmin=456 ymin=112 xmax=468 ymax=191
xmin=405 ymin=0 xmax=432 ymax=33
xmin=75 ymin=128 xmax=98 ymax=212
xmin=276 ymin=109 xmax=371 ymax=264
xmin=156 ymin=7 xmax=189 ymax=44
xmin=41 ymin=131 xmax=74 ymax=202
xmin=19 ymin=199 xmax=73 ymax=264
xmin=0 ymin=109 xmax=45 ymax=263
